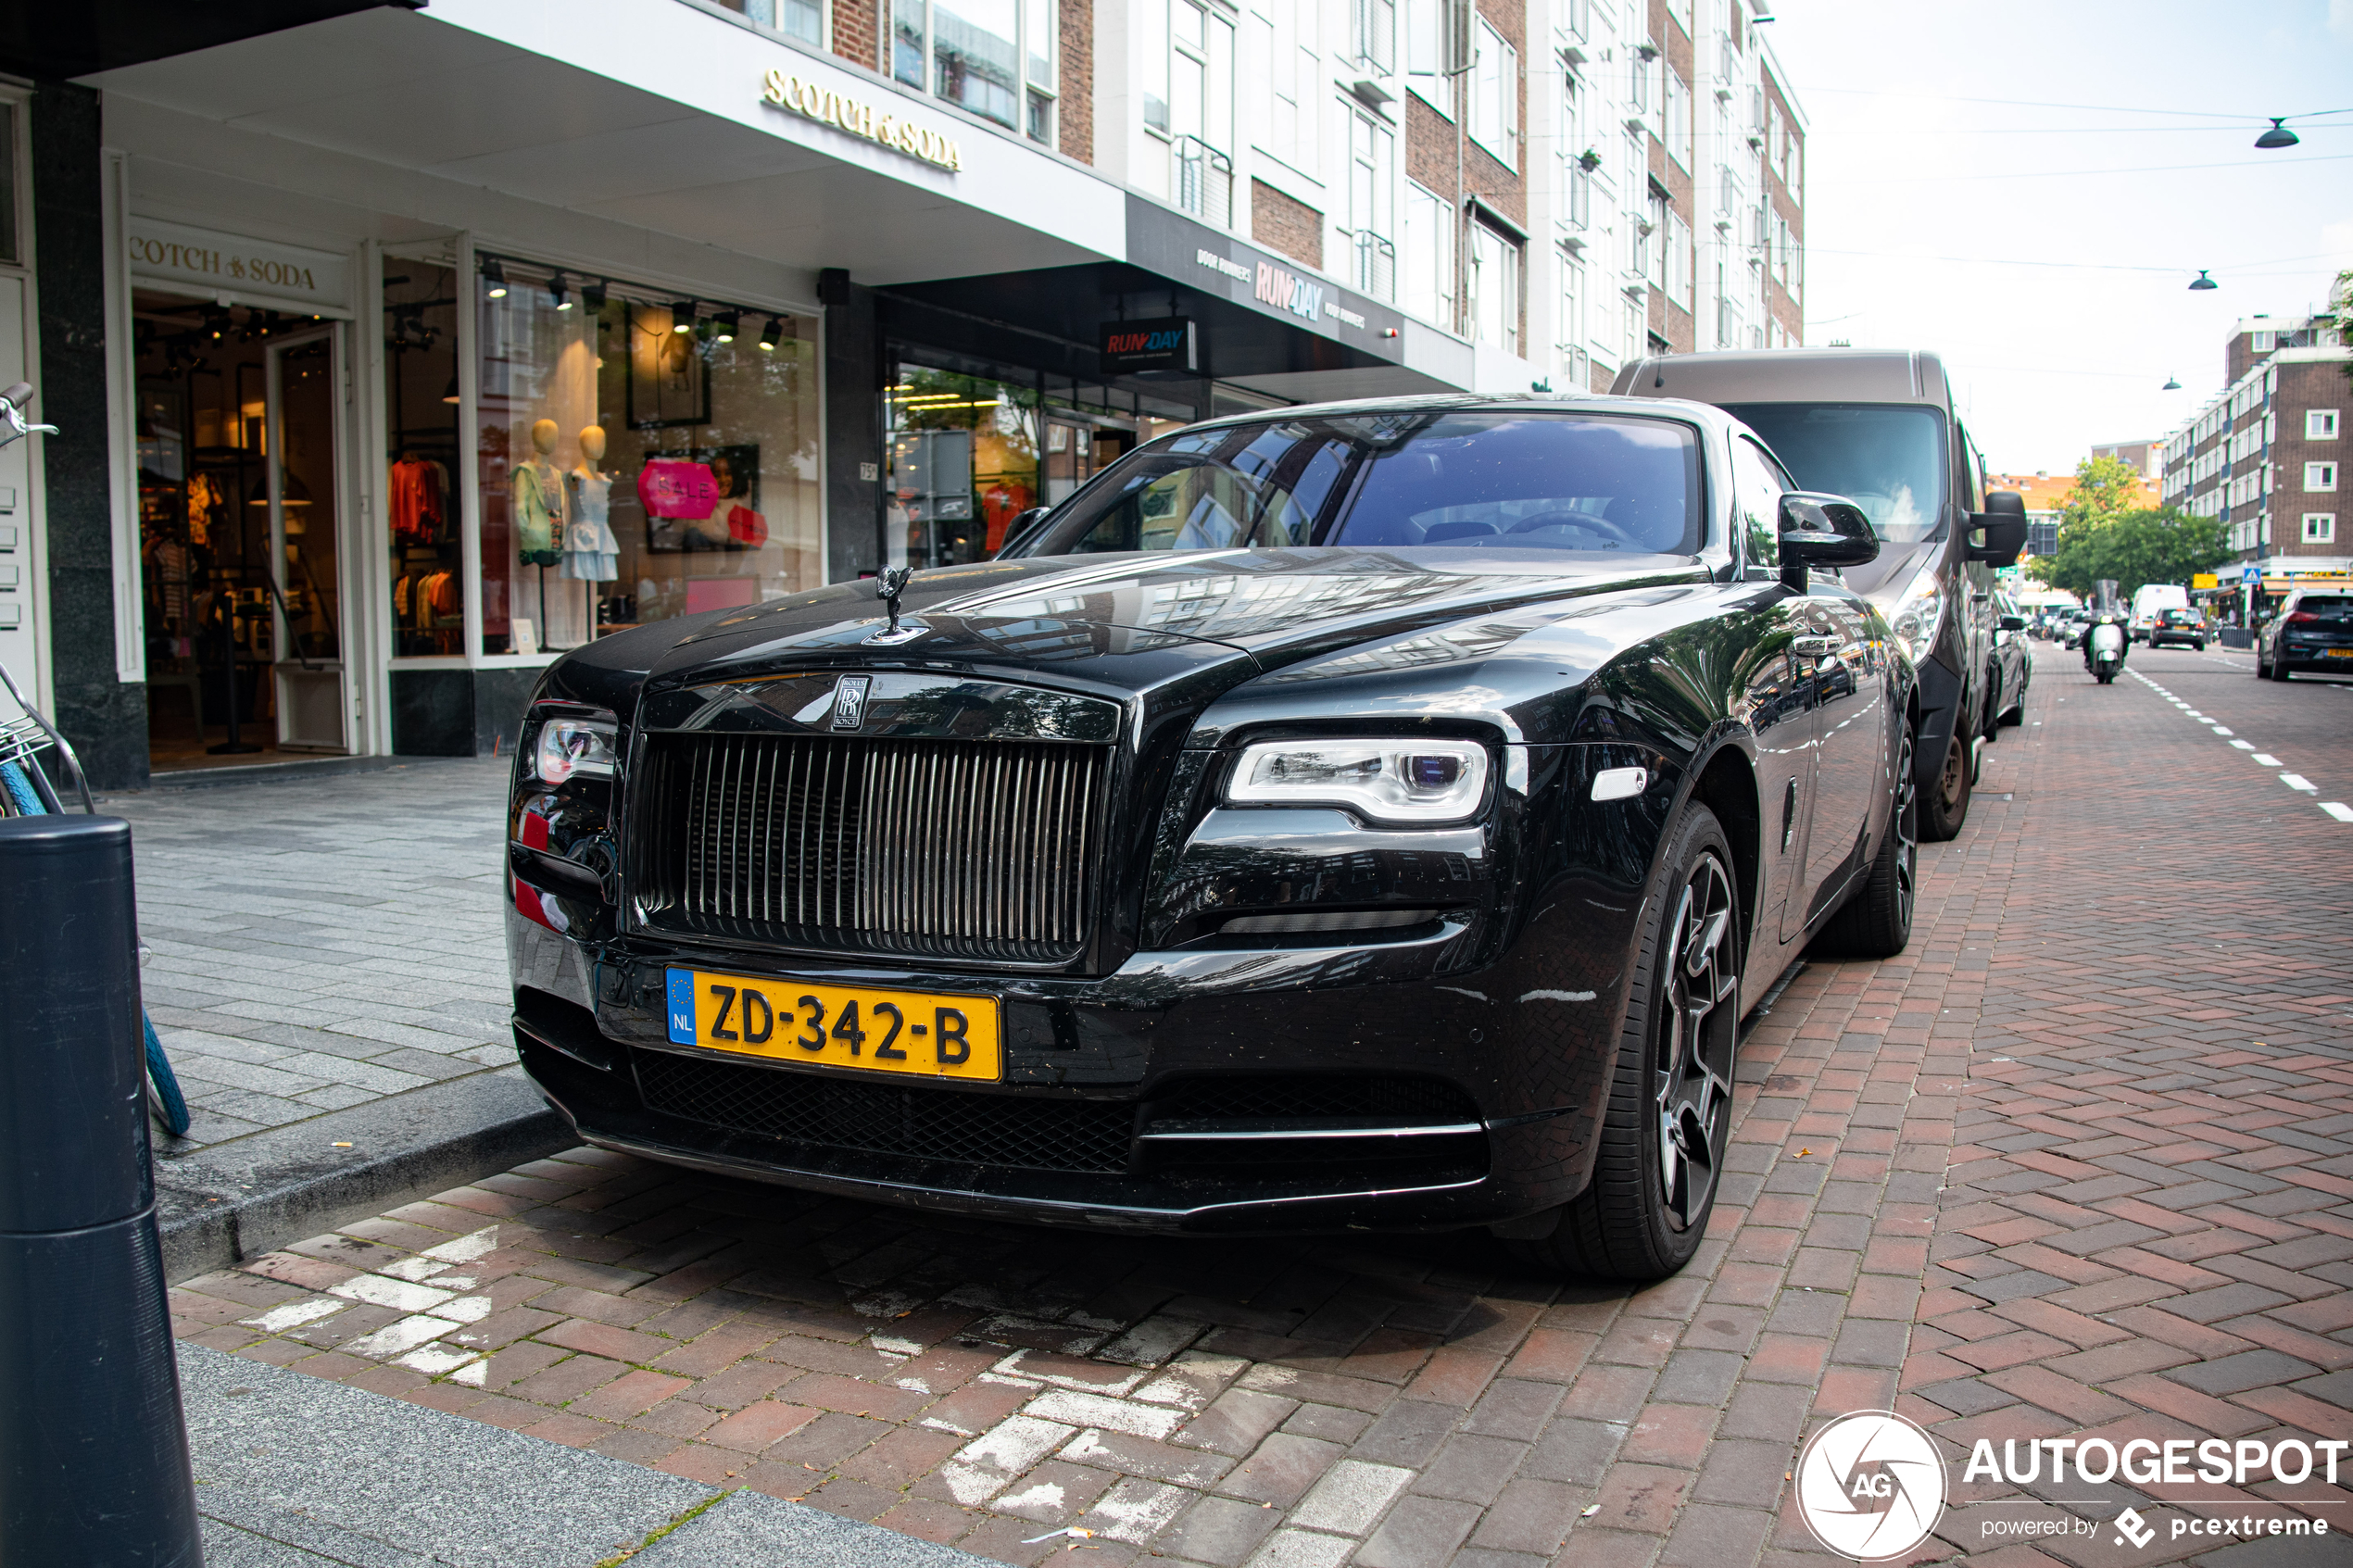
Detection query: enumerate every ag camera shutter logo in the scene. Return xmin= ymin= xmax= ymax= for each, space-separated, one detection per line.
xmin=1795 ymin=1411 xmax=1946 ymax=1561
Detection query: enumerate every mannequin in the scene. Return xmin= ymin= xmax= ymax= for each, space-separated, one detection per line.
xmin=564 ymin=425 xmax=620 ymax=636
xmin=514 ymin=418 xmax=568 ymax=648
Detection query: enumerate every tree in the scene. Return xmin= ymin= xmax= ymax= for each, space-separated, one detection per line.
xmin=2024 ymin=506 xmax=2230 ymax=600
xmin=2057 ymin=455 xmax=2143 ymax=533
xmin=2334 ymin=270 xmax=2353 ymax=390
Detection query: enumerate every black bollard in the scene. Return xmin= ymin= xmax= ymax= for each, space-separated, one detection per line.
xmin=0 ymin=815 xmax=201 ymax=1566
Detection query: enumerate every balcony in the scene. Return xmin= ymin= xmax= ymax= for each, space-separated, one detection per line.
xmin=1173 ymin=136 xmax=1234 ymax=227
xmin=1353 ymin=232 xmax=1396 ymax=300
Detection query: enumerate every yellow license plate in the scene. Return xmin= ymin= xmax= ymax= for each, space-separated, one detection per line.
xmin=2327 ymin=649 xmax=2353 ymax=659
xmin=663 ymin=968 xmax=1000 ymax=1081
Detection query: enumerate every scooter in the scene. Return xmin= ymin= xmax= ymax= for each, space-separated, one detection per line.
xmin=2087 ymin=620 xmax=2126 ymax=684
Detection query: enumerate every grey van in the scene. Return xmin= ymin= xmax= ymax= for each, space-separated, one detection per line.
xmin=1613 ymin=350 xmax=2026 ymax=838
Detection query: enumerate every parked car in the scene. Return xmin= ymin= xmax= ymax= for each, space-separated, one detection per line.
xmin=2147 ymin=608 xmax=2208 ymax=651
xmin=2059 ymin=610 xmax=2092 ymax=650
xmin=506 ymin=395 xmax=1919 ymax=1283
xmin=1612 ymin=349 xmax=2026 ymax=842
xmin=1984 ymin=593 xmax=2031 ymax=733
xmin=2257 ymin=590 xmax=2353 ymax=679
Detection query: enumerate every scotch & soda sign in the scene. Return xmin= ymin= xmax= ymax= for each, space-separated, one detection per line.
xmin=761 ymin=70 xmax=963 ymax=171
xmin=126 ymin=219 xmax=349 ymax=309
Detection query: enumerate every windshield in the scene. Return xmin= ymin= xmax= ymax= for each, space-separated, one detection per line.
xmin=2296 ymin=596 xmax=2353 ymax=620
xmin=1717 ymin=403 xmax=1947 ymax=545
xmin=1015 ymin=410 xmax=1705 ymax=558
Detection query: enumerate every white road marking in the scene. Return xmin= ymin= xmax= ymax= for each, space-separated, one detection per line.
xmin=419 ymin=1226 xmax=500 ymax=1264
xmin=240 ymin=1297 xmax=346 ymax=1334
xmin=1024 ymin=1389 xmax=1186 ymax=1439
xmin=2283 ymin=774 xmax=2320 ymax=793
xmin=2322 ymin=803 xmax=2353 ymax=822
xmin=343 ymin=1313 xmax=456 ymax=1360
xmin=2230 ymin=740 xmax=2255 ymax=750
xmin=2254 ymin=754 xmax=2283 ymax=766
xmin=329 ymin=1275 xmax=456 ymax=1313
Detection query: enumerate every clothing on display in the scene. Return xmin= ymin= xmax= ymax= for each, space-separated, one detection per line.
xmin=563 ymin=467 xmax=619 ymax=582
xmin=185 ymin=473 xmax=224 ymax=549
xmin=389 ymin=455 xmax=448 ymax=545
xmin=514 ymin=459 xmax=566 ymax=565
xmin=982 ymin=480 xmax=1035 ymax=552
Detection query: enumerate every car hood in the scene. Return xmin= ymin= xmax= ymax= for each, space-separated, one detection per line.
xmin=641 ymin=548 xmax=1711 ymax=684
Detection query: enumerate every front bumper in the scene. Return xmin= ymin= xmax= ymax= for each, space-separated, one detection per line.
xmin=510 ymin=898 xmax=1642 ymax=1235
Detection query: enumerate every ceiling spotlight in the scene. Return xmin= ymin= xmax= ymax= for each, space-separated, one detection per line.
xmin=2162 ymin=376 xmax=2182 ymax=390
xmin=483 ymin=257 xmax=508 ymax=299
xmin=443 ymin=374 xmax=461 ymax=405
xmin=204 ymin=308 xmax=231 ymax=341
xmin=581 ymin=280 xmax=609 ymax=313
xmin=671 ymin=300 xmax=696 ymax=333
xmin=713 ymin=309 xmax=739 ymax=343
xmin=2254 ymin=118 xmax=2299 ymax=150
xmin=2188 ymin=270 xmax=2218 ymax=291
xmin=757 ymin=316 xmax=783 ymax=351
xmin=550 ymin=270 xmax=573 ymax=311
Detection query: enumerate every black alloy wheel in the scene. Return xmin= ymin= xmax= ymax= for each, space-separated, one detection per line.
xmin=1816 ymin=722 xmax=1918 ymax=959
xmin=1503 ymin=805 xmax=1741 ymax=1281
xmin=1919 ymin=730 xmax=1971 ymax=841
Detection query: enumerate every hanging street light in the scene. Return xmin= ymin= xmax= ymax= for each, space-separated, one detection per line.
xmin=2163 ymin=376 xmax=2182 ymax=390
xmin=2188 ymin=271 xmax=2218 ymax=291
xmin=2254 ymin=118 xmax=2299 ymax=150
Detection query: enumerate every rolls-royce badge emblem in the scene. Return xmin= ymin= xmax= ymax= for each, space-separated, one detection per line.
xmin=831 ymin=674 xmax=873 ymax=731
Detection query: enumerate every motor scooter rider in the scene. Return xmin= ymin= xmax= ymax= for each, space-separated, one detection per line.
xmin=2082 ymin=608 xmax=2129 ymax=673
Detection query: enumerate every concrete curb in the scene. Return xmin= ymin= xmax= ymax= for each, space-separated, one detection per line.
xmin=156 ymin=1064 xmax=571 ymax=1282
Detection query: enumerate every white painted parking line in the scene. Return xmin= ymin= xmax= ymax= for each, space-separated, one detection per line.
xmin=2129 ymin=669 xmax=2343 ymax=822
xmin=2283 ymin=774 xmax=2319 ymax=794
xmin=2323 ymin=803 xmax=2353 ymax=823
xmin=2231 ymin=740 xmax=2255 ymax=750
xmin=2254 ymin=753 xmax=2283 ymax=766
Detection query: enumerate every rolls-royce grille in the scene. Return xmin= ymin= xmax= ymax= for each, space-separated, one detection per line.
xmin=635 ymin=1049 xmax=1135 ymax=1173
xmin=638 ymin=733 xmax=1110 ymax=962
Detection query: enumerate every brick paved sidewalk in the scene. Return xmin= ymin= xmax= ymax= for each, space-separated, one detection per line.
xmin=110 ymin=758 xmax=514 ymax=1148
xmin=170 ymin=648 xmax=2353 ymax=1567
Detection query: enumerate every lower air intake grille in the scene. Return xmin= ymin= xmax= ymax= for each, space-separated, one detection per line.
xmin=635 ymin=1050 xmax=1135 ymax=1173
xmin=637 ymin=732 xmax=1110 ymax=963
xmin=1150 ymin=1075 xmax=1481 ymax=1125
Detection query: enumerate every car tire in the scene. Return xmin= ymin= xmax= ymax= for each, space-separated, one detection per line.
xmin=1919 ymin=731 xmax=1971 ymax=841
xmin=1502 ymin=804 xmax=1740 ymax=1283
xmin=1982 ymin=672 xmax=2002 ymax=743
xmin=1815 ymin=722 xmax=1917 ymax=960
xmin=2194 ymin=641 xmax=2205 ymax=651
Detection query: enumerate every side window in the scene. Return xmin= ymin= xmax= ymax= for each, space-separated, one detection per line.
xmin=1730 ymin=438 xmax=1786 ymax=571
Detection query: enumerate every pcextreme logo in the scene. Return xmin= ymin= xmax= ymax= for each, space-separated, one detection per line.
xmin=1795 ymin=1411 xmax=1946 ymax=1561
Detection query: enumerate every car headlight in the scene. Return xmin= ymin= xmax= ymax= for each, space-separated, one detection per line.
xmin=1227 ymin=738 xmax=1491 ymax=824
xmin=1887 ymin=564 xmax=1944 ymax=661
xmin=533 ymin=711 xmax=618 ymax=785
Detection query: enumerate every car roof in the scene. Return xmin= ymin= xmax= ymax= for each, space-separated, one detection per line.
xmin=1608 ymin=349 xmax=1957 ymax=409
xmin=1166 ymin=390 xmax=1739 ymax=438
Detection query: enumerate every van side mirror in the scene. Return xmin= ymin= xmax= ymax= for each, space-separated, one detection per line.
xmin=1969 ymin=491 xmax=2029 ymax=566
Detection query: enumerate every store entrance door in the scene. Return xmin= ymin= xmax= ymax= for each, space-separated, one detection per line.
xmin=264 ymin=328 xmax=349 ymax=752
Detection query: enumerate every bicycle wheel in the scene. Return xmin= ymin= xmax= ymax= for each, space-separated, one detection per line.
xmin=145 ymin=1013 xmax=192 ymax=1138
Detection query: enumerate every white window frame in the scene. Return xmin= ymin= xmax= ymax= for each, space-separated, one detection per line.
xmin=2310 ymin=409 xmax=2340 ymax=440
xmin=1345 ymin=105 xmax=1396 ymax=299
xmin=887 ymin=0 xmax=1059 ymax=142
xmin=1403 ymin=0 xmax=1453 ymax=114
xmin=1468 ymin=18 xmax=1517 ymax=169
xmin=2306 ymin=513 xmax=2337 ymax=544
xmin=1403 ymin=179 xmax=1455 ymax=328
xmin=2309 ymin=461 xmax=2340 ymax=493
xmin=1469 ymin=220 xmax=1521 ymax=356
xmin=1664 ymin=67 xmax=1691 ymax=171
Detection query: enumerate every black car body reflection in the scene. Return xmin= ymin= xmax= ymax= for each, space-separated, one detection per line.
xmin=506 ymin=395 xmax=1917 ymax=1278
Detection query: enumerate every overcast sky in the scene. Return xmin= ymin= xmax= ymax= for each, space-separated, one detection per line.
xmin=1767 ymin=0 xmax=2353 ymax=475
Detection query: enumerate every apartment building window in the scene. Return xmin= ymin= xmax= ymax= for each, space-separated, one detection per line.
xmin=1559 ymin=249 xmax=1585 ymax=377
xmin=1664 ymin=68 xmax=1691 ymax=170
xmin=1469 ymin=19 xmax=1517 ymax=168
xmin=1403 ymin=181 xmax=1455 ymax=326
xmin=1404 ymin=0 xmax=1453 ymax=112
xmin=1560 ymin=69 xmax=1592 ymax=232
xmin=890 ymin=0 xmax=1058 ymax=141
xmin=1348 ymin=107 xmax=1397 ymax=299
xmin=1562 ymin=0 xmax=1590 ymax=44
xmin=1624 ymin=297 xmax=1642 ymax=365
xmin=1260 ymin=1 xmax=1320 ymax=173
xmin=2307 ymin=513 xmax=2338 ymax=544
xmin=2311 ymin=409 xmax=2341 ymax=440
xmin=1668 ymin=213 xmax=1692 ymax=309
xmin=2309 ymin=461 xmax=2340 ymax=492
xmin=1469 ymin=221 xmax=1521 ymax=356
xmin=1144 ymin=0 xmax=1236 ymax=223
xmin=1349 ymin=0 xmax=1396 ymax=71
xmin=1715 ymin=260 xmax=1736 ymax=346
xmin=718 ymin=0 xmax=823 ymax=44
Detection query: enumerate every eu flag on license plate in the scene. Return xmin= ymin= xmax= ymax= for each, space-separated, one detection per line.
xmin=666 ymin=969 xmax=695 ymax=1045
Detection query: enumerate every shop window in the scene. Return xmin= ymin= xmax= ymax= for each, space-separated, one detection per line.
xmin=475 ymin=255 xmax=817 ymax=655
xmin=0 ymin=98 xmax=17 ymax=265
xmin=889 ymin=0 xmax=1059 ymax=143
xmin=384 ymin=262 xmax=463 ymax=657
xmin=888 ymin=365 xmax=1042 ymax=568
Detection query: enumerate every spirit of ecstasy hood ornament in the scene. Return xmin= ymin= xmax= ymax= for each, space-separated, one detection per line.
xmin=867 ymin=565 xmax=923 ymax=645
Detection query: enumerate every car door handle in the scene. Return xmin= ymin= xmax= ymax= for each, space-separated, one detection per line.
xmin=1792 ymin=635 xmax=1837 ymax=657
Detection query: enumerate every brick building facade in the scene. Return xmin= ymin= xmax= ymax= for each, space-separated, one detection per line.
xmin=2163 ymin=310 xmax=2350 ymax=575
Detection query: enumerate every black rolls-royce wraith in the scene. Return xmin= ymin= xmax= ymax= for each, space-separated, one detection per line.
xmin=507 ymin=395 xmax=1919 ymax=1281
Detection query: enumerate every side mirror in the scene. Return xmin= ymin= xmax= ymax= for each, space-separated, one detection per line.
xmin=1998 ymin=614 xmax=2026 ymax=632
xmin=1777 ymin=491 xmax=1879 ymax=590
xmin=993 ymin=506 xmax=1051 ymax=558
xmin=1969 ymin=491 xmax=2029 ymax=566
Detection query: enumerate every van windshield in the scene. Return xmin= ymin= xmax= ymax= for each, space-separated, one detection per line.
xmin=1718 ymin=404 xmax=1948 ymax=545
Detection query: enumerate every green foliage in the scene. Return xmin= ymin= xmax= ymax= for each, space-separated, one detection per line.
xmin=2335 ymin=270 xmax=2353 ymax=389
xmin=2024 ymin=506 xmax=2231 ymax=600
xmin=2057 ymin=455 xmax=2144 ymax=533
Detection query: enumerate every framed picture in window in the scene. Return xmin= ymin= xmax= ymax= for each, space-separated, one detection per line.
xmin=626 ymin=303 xmax=711 ymax=430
